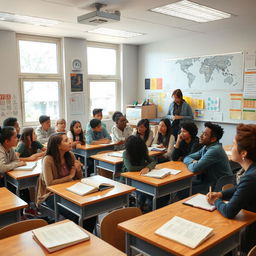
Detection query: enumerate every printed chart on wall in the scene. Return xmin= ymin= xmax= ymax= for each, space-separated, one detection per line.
xmin=165 ymin=52 xmax=243 ymax=91
xmin=0 ymin=94 xmax=19 ymax=123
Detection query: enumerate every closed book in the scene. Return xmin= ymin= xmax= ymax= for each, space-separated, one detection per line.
xmin=32 ymin=221 xmax=90 ymax=253
xmin=107 ymin=151 xmax=123 ymax=158
xmin=66 ymin=178 xmax=114 ymax=196
xmin=183 ymin=194 xmax=216 ymax=212
xmin=155 ymin=216 xmax=213 ymax=249
xmin=13 ymin=161 xmax=37 ymax=171
xmin=148 ymin=146 xmax=166 ymax=152
xmin=143 ymin=168 xmax=181 ymax=179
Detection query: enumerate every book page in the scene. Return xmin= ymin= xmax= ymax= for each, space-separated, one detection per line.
xmin=14 ymin=161 xmax=37 ymax=171
xmin=81 ymin=178 xmax=113 ymax=189
xmin=155 ymin=216 xmax=213 ymax=249
xmin=66 ymin=182 xmax=97 ymax=196
xmin=108 ymin=152 xmax=123 ymax=158
xmin=161 ymin=168 xmax=181 ymax=175
xmin=33 ymin=221 xmax=89 ymax=249
xmin=184 ymin=194 xmax=216 ymax=211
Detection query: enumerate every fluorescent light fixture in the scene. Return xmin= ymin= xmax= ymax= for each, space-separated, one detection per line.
xmin=150 ymin=0 xmax=231 ymax=22
xmin=0 ymin=12 xmax=60 ymax=26
xmin=87 ymin=28 xmax=144 ymax=38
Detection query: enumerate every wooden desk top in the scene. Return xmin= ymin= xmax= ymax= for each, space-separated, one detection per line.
xmin=121 ymin=161 xmax=193 ymax=187
xmin=7 ymin=159 xmax=42 ymax=180
xmin=0 ymin=220 xmax=126 ymax=256
xmin=118 ymin=196 xmax=256 ymax=256
xmin=90 ymin=150 xmax=163 ymax=164
xmin=0 ymin=187 xmax=27 ymax=214
xmin=47 ymin=175 xmax=135 ymax=207
xmin=76 ymin=143 xmax=116 ymax=151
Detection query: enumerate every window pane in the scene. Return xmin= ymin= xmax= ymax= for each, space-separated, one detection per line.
xmin=87 ymin=47 xmax=116 ymax=75
xmin=90 ymin=81 xmax=116 ymax=116
xmin=19 ymin=40 xmax=58 ymax=73
xmin=23 ymin=81 xmax=59 ymax=122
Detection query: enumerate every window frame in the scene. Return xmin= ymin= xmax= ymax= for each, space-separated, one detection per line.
xmin=86 ymin=42 xmax=120 ymax=119
xmin=17 ymin=34 xmax=64 ymax=126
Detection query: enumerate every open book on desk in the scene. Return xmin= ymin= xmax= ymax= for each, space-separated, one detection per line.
xmin=148 ymin=146 xmax=166 ymax=152
xmin=143 ymin=168 xmax=181 ymax=179
xmin=107 ymin=151 xmax=124 ymax=158
xmin=33 ymin=221 xmax=90 ymax=253
xmin=67 ymin=178 xmax=114 ymax=196
xmin=13 ymin=161 xmax=37 ymax=171
xmin=183 ymin=194 xmax=216 ymax=212
xmin=155 ymin=216 xmax=213 ymax=249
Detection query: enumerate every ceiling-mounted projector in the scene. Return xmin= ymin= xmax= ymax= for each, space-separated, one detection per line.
xmin=77 ymin=3 xmax=120 ymax=25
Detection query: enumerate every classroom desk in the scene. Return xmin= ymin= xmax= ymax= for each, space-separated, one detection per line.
xmin=118 ymin=196 xmax=256 ymax=256
xmin=91 ymin=150 xmax=163 ymax=179
xmin=0 ymin=187 xmax=27 ymax=227
xmin=0 ymin=219 xmax=126 ymax=256
xmin=121 ymin=161 xmax=193 ymax=210
xmin=72 ymin=143 xmax=116 ymax=176
xmin=47 ymin=175 xmax=136 ymax=226
xmin=5 ymin=160 xmax=42 ymax=197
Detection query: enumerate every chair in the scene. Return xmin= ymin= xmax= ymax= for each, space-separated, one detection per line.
xmin=214 ymin=175 xmax=236 ymax=192
xmin=100 ymin=207 xmax=142 ymax=252
xmin=248 ymin=245 xmax=256 ymax=256
xmin=0 ymin=219 xmax=48 ymax=239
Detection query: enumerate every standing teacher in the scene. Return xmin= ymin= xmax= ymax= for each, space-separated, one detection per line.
xmin=167 ymin=89 xmax=193 ymax=140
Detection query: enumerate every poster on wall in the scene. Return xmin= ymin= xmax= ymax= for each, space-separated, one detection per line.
xmin=70 ymin=73 xmax=83 ymax=92
xmin=0 ymin=94 xmax=19 ymax=123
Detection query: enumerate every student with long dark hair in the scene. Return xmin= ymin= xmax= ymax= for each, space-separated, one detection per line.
xmin=207 ymin=124 xmax=256 ymax=254
xmin=15 ymin=128 xmax=46 ymax=161
xmin=36 ymin=133 xmax=96 ymax=232
xmin=152 ymin=118 xmax=175 ymax=161
xmin=133 ymin=119 xmax=153 ymax=147
xmin=67 ymin=120 xmax=85 ymax=149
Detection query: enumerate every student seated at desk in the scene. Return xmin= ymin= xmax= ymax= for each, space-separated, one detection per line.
xmin=36 ymin=133 xmax=96 ymax=232
xmin=67 ymin=120 xmax=85 ymax=149
xmin=86 ymin=119 xmax=111 ymax=145
xmin=207 ymin=124 xmax=256 ymax=254
xmin=172 ymin=122 xmax=202 ymax=161
xmin=35 ymin=115 xmax=55 ymax=144
xmin=152 ymin=118 xmax=175 ymax=162
xmin=122 ymin=135 xmax=156 ymax=210
xmin=86 ymin=108 xmax=107 ymax=131
xmin=15 ymin=128 xmax=46 ymax=161
xmin=3 ymin=117 xmax=21 ymax=139
xmin=111 ymin=111 xmax=133 ymax=150
xmin=55 ymin=118 xmax=67 ymax=133
xmin=183 ymin=122 xmax=232 ymax=195
xmin=133 ymin=119 xmax=153 ymax=147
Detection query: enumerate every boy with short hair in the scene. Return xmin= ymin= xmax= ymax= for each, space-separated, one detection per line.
xmin=35 ymin=115 xmax=55 ymax=144
xmin=86 ymin=108 xmax=107 ymax=130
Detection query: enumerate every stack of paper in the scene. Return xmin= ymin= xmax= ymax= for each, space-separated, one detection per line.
xmin=143 ymin=168 xmax=181 ymax=179
xmin=13 ymin=161 xmax=37 ymax=171
xmin=183 ymin=194 xmax=216 ymax=211
xmin=107 ymin=152 xmax=123 ymax=158
xmin=33 ymin=221 xmax=90 ymax=252
xmin=155 ymin=216 xmax=213 ymax=249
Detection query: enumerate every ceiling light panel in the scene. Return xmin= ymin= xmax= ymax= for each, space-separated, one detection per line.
xmin=87 ymin=28 xmax=143 ymax=38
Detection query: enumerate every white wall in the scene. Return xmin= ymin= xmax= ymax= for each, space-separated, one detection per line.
xmin=137 ymin=27 xmax=256 ymax=145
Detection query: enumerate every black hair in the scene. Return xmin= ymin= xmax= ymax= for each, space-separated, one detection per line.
xmin=0 ymin=126 xmax=16 ymax=144
xmin=92 ymin=108 xmax=103 ymax=116
xmin=125 ymin=135 xmax=151 ymax=166
xmin=112 ymin=111 xmax=123 ymax=123
xmin=180 ymin=122 xmax=198 ymax=138
xmin=20 ymin=128 xmax=38 ymax=155
xmin=90 ymin=119 xmax=101 ymax=129
xmin=136 ymin=119 xmax=150 ymax=143
xmin=39 ymin=115 xmax=50 ymax=124
xmin=3 ymin=117 xmax=17 ymax=127
xmin=46 ymin=133 xmax=73 ymax=176
xmin=157 ymin=118 xmax=172 ymax=147
xmin=69 ymin=120 xmax=85 ymax=145
xmin=204 ymin=122 xmax=224 ymax=141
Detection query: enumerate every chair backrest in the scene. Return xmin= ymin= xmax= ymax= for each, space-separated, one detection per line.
xmin=100 ymin=207 xmax=142 ymax=252
xmin=222 ymin=183 xmax=234 ymax=191
xmin=248 ymin=245 xmax=256 ymax=256
xmin=214 ymin=175 xmax=235 ymax=192
xmin=0 ymin=219 xmax=48 ymax=239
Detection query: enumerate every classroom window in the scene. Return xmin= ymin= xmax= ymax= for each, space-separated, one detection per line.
xmin=87 ymin=42 xmax=120 ymax=118
xmin=17 ymin=35 xmax=63 ymax=126
xmin=89 ymin=81 xmax=117 ymax=117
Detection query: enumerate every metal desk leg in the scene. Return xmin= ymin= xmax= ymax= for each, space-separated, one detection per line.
xmin=78 ymin=207 xmax=85 ymax=227
xmin=152 ymin=196 xmax=157 ymax=210
xmin=53 ymin=194 xmax=59 ymax=222
xmin=126 ymin=233 xmax=132 ymax=256
xmin=94 ymin=159 xmax=98 ymax=175
xmin=189 ymin=178 xmax=192 ymax=196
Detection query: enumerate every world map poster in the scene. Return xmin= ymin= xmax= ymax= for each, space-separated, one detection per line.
xmin=167 ymin=52 xmax=243 ymax=91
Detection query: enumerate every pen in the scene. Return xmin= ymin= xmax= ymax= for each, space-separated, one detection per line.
xmin=209 ymin=186 xmax=212 ymax=193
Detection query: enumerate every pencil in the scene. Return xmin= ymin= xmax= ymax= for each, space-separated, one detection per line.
xmin=209 ymin=186 xmax=212 ymax=193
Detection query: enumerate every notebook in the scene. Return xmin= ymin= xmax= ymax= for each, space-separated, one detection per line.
xmin=67 ymin=178 xmax=114 ymax=196
xmin=148 ymin=146 xmax=166 ymax=152
xmin=183 ymin=194 xmax=216 ymax=211
xmin=155 ymin=216 xmax=213 ymax=249
xmin=13 ymin=161 xmax=37 ymax=171
xmin=107 ymin=151 xmax=123 ymax=158
xmin=33 ymin=221 xmax=90 ymax=253
xmin=143 ymin=168 xmax=181 ymax=179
